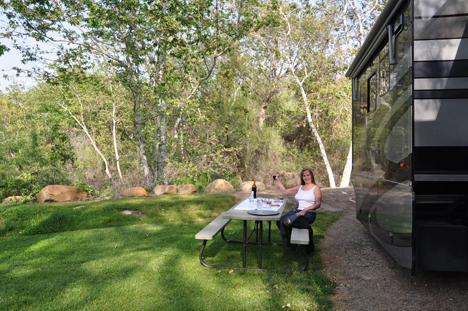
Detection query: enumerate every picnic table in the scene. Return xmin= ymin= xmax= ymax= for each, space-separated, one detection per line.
xmin=195 ymin=197 xmax=310 ymax=271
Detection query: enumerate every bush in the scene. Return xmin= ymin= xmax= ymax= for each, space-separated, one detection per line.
xmin=0 ymin=166 xmax=72 ymax=202
xmin=74 ymin=181 xmax=100 ymax=197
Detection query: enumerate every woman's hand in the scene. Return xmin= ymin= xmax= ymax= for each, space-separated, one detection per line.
xmin=296 ymin=210 xmax=306 ymax=216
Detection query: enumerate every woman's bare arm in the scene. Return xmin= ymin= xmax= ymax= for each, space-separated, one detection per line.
xmin=275 ymin=178 xmax=300 ymax=196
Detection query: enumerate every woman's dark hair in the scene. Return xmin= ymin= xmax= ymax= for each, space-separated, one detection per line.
xmin=300 ymin=168 xmax=315 ymax=185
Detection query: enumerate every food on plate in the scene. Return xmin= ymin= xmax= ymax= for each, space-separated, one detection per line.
xmin=270 ymin=204 xmax=280 ymax=207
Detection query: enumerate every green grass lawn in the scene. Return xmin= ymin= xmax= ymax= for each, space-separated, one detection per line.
xmin=0 ymin=194 xmax=338 ymax=310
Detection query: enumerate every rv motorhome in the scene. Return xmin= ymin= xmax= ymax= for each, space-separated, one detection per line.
xmin=346 ymin=0 xmax=468 ymax=273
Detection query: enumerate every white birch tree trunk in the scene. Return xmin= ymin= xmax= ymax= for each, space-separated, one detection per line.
xmin=57 ymin=102 xmax=114 ymax=181
xmin=157 ymin=97 xmax=168 ymax=184
xmin=302 ymin=96 xmax=337 ymax=188
xmin=131 ymin=87 xmax=154 ymax=188
xmin=112 ymin=103 xmax=126 ymax=185
xmin=340 ymin=143 xmax=352 ymax=187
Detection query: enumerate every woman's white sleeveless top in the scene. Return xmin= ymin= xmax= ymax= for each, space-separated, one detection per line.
xmin=295 ymin=185 xmax=316 ymax=211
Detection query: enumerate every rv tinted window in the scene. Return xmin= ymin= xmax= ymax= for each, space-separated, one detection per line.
xmin=380 ymin=54 xmax=390 ymax=96
xmin=360 ymin=82 xmax=368 ymax=115
xmin=394 ymin=14 xmax=403 ymax=36
xmin=380 ymin=44 xmax=389 ymax=59
xmin=369 ymin=73 xmax=377 ymax=113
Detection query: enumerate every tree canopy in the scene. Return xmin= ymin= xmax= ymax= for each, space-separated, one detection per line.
xmin=0 ymin=0 xmax=384 ymax=200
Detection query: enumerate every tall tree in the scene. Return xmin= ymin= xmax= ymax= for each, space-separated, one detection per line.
xmin=43 ymin=69 xmax=131 ymax=186
xmin=2 ymin=0 xmax=274 ymax=187
xmin=0 ymin=83 xmax=76 ymax=199
xmin=341 ymin=0 xmax=385 ymax=49
xmin=253 ymin=0 xmax=344 ymax=187
xmin=232 ymin=38 xmax=288 ymax=131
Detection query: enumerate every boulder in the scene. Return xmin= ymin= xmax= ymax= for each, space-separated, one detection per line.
xmin=120 ymin=187 xmax=147 ymax=198
xmin=154 ymin=185 xmax=178 ymax=195
xmin=205 ymin=179 xmax=234 ymax=194
xmin=286 ymin=177 xmax=301 ymax=189
xmin=178 ymin=184 xmax=197 ymax=195
xmin=165 ymin=185 xmax=178 ymax=195
xmin=238 ymin=181 xmax=265 ymax=192
xmin=154 ymin=185 xmax=167 ymax=196
xmin=37 ymin=185 xmax=87 ymax=203
xmin=2 ymin=196 xmax=24 ymax=204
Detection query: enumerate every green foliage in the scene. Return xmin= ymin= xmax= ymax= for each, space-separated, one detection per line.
xmin=172 ymin=173 xmax=243 ymax=193
xmin=0 ymin=167 xmax=72 ymax=201
xmin=74 ymin=181 xmax=99 ymax=197
xmin=0 ymin=87 xmax=75 ymax=201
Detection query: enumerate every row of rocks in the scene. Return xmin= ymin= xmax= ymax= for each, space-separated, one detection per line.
xmin=1 ymin=177 xmax=302 ymax=204
xmin=154 ymin=184 xmax=197 ymax=195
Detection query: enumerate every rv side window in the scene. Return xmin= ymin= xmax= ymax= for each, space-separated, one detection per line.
xmin=392 ymin=12 xmax=410 ymax=64
xmin=394 ymin=14 xmax=403 ymax=37
xmin=359 ymin=72 xmax=377 ymax=115
xmin=380 ymin=53 xmax=390 ymax=96
xmin=380 ymin=44 xmax=389 ymax=59
xmin=368 ymin=73 xmax=377 ymax=113
xmin=360 ymin=81 xmax=368 ymax=115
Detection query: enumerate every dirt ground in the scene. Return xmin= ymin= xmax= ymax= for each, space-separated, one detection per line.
xmin=233 ymin=187 xmax=468 ymax=310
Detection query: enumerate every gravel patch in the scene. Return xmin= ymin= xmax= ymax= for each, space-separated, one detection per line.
xmin=320 ymin=188 xmax=468 ymax=311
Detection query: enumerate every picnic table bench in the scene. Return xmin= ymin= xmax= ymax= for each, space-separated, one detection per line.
xmin=291 ymin=228 xmax=309 ymax=245
xmin=195 ymin=215 xmax=232 ymax=269
xmin=195 ymin=215 xmax=231 ymax=241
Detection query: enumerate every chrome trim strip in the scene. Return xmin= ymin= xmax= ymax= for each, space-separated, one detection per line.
xmin=352 ymin=171 xmax=412 ymax=191
xmin=414 ymin=174 xmax=468 ymax=181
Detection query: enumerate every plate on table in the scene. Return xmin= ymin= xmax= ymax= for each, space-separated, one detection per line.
xmin=247 ymin=210 xmax=280 ymax=216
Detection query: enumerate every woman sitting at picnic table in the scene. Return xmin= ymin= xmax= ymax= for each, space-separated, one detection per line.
xmin=274 ymin=168 xmax=322 ymax=248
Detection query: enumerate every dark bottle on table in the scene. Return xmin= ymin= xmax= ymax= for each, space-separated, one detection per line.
xmin=252 ymin=180 xmax=257 ymax=199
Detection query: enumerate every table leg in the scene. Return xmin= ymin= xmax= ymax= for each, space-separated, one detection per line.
xmin=259 ymin=221 xmax=263 ymax=269
xmin=268 ymin=221 xmax=272 ymax=243
xmin=255 ymin=222 xmax=259 ymax=242
xmin=243 ymin=220 xmax=247 ymax=268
